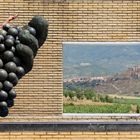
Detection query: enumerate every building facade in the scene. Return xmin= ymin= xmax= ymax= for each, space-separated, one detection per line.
xmin=0 ymin=0 xmax=140 ymax=139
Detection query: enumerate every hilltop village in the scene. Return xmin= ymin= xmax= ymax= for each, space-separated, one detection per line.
xmin=64 ymin=66 xmax=140 ymax=96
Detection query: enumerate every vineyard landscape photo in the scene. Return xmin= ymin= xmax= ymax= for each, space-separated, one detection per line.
xmin=63 ymin=43 xmax=140 ymax=113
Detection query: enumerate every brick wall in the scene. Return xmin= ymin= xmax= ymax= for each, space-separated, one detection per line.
xmin=0 ymin=0 xmax=139 ymax=119
xmin=0 ymin=131 xmax=140 ymax=140
xmin=0 ymin=0 xmax=140 ymax=139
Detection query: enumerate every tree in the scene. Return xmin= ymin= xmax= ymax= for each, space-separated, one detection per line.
xmin=69 ymin=92 xmax=75 ymax=100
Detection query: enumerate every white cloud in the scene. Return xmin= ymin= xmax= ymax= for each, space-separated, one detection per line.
xmin=80 ymin=63 xmax=91 ymax=67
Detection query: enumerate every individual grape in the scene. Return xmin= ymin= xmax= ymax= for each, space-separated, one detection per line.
xmin=8 ymin=27 xmax=18 ymax=36
xmin=0 ymin=44 xmax=5 ymax=52
xmin=0 ymin=107 xmax=8 ymax=117
xmin=27 ymin=26 xmax=36 ymax=36
xmin=6 ymin=99 xmax=14 ymax=108
xmin=3 ymin=24 xmax=11 ymax=31
xmin=4 ymin=39 xmax=14 ymax=49
xmin=0 ymin=90 xmax=8 ymax=101
xmin=3 ymin=50 xmax=14 ymax=62
xmin=8 ymin=72 xmax=18 ymax=82
xmin=0 ymin=69 xmax=8 ymax=82
xmin=0 ymin=101 xmax=7 ymax=108
xmin=8 ymin=89 xmax=16 ymax=99
xmin=3 ymin=81 xmax=13 ymax=91
xmin=7 ymin=72 xmax=18 ymax=86
xmin=0 ymin=29 xmax=7 ymax=37
xmin=4 ymin=62 xmax=17 ymax=73
xmin=5 ymin=35 xmax=15 ymax=42
xmin=16 ymin=66 xmax=25 ymax=79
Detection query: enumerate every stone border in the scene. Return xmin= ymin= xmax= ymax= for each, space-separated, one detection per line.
xmin=0 ymin=122 xmax=140 ymax=131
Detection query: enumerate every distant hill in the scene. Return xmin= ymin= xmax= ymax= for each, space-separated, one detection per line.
xmin=63 ymin=43 xmax=140 ymax=78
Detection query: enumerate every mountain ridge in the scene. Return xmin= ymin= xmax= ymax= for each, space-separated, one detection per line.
xmin=63 ymin=44 xmax=140 ymax=78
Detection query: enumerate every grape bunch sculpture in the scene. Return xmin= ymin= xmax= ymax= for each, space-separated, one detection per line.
xmin=0 ymin=16 xmax=48 ymax=117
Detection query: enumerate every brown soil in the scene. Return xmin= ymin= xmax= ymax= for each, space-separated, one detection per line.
xmin=63 ymin=97 xmax=113 ymax=106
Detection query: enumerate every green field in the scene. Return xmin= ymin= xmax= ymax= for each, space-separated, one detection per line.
xmin=113 ymin=98 xmax=140 ymax=105
xmin=63 ymin=88 xmax=140 ymax=113
xmin=64 ymin=103 xmax=131 ymax=113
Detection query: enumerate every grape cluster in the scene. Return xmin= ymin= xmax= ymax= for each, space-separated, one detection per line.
xmin=0 ymin=16 xmax=48 ymax=117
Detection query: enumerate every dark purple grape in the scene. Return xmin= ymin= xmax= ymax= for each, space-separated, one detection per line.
xmin=0 ymin=90 xmax=8 ymax=101
xmin=0 ymin=44 xmax=5 ymax=52
xmin=8 ymin=89 xmax=16 ymax=99
xmin=4 ymin=62 xmax=17 ymax=73
xmin=16 ymin=66 xmax=25 ymax=79
xmin=8 ymin=72 xmax=17 ymax=81
xmin=3 ymin=81 xmax=13 ymax=91
xmin=7 ymin=99 xmax=14 ymax=108
xmin=8 ymin=72 xmax=18 ymax=82
xmin=5 ymin=35 xmax=15 ymax=41
xmin=0 ymin=69 xmax=8 ymax=81
xmin=3 ymin=50 xmax=14 ymax=62
xmin=27 ymin=26 xmax=36 ymax=36
xmin=8 ymin=27 xmax=18 ymax=36
xmin=0 ymin=29 xmax=7 ymax=37
xmin=0 ymin=107 xmax=8 ymax=117
xmin=3 ymin=24 xmax=11 ymax=31
xmin=0 ymin=101 xmax=7 ymax=108
xmin=5 ymin=39 xmax=14 ymax=49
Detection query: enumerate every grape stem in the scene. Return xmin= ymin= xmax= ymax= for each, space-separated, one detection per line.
xmin=0 ymin=14 xmax=18 ymax=28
